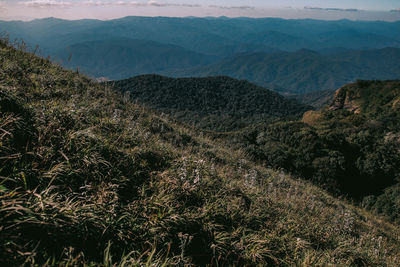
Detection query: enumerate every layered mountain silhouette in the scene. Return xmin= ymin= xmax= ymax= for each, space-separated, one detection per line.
xmin=169 ymin=48 xmax=400 ymax=94
xmin=1 ymin=16 xmax=400 ymax=94
xmin=55 ymin=39 xmax=217 ymax=80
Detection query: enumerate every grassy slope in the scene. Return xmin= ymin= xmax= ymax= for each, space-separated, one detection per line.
xmin=1 ymin=40 xmax=400 ymax=266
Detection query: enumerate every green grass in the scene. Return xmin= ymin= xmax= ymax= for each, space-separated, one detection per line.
xmin=1 ymin=37 xmax=400 ymax=266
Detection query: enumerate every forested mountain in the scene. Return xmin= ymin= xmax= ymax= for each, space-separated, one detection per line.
xmin=55 ymin=39 xmax=217 ymax=80
xmin=223 ymin=80 xmax=400 ymax=222
xmin=108 ymin=75 xmax=310 ymax=131
xmin=1 ymin=16 xmax=400 ymax=93
xmin=169 ymin=48 xmax=400 ymax=94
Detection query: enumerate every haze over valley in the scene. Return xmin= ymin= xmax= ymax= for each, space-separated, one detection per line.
xmin=2 ymin=16 xmax=400 ymax=95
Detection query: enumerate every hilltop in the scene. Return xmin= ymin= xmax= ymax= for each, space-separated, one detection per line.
xmin=108 ymin=75 xmax=310 ymax=131
xmin=1 ymin=39 xmax=400 ymax=266
xmin=330 ymin=80 xmax=400 ymax=121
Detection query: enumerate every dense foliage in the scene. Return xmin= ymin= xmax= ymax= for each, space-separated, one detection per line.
xmin=2 ymin=38 xmax=400 ymax=266
xmin=109 ymin=75 xmax=310 ymax=131
xmin=224 ymin=80 xmax=400 ymax=222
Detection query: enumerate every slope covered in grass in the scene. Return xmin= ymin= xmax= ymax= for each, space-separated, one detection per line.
xmin=108 ymin=75 xmax=310 ymax=131
xmin=1 ymin=39 xmax=400 ymax=266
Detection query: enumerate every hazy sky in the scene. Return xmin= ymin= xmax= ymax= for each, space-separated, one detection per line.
xmin=0 ymin=0 xmax=399 ymax=21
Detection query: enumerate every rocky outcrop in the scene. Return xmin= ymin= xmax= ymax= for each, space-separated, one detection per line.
xmin=393 ymin=98 xmax=400 ymax=111
xmin=329 ymin=86 xmax=361 ymax=114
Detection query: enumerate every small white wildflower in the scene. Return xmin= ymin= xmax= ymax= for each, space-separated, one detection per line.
xmin=113 ymin=109 xmax=122 ymax=122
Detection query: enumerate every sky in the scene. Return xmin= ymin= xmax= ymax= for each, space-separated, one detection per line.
xmin=0 ymin=0 xmax=399 ymax=21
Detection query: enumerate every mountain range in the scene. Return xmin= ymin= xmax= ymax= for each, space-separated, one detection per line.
xmin=1 ymin=17 xmax=400 ymax=93
xmin=56 ymin=39 xmax=216 ymax=80
xmin=167 ymin=47 xmax=400 ymax=94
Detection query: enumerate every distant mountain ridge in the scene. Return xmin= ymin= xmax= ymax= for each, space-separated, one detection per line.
xmin=108 ymin=75 xmax=310 ymax=131
xmin=1 ymin=17 xmax=400 ymax=94
xmin=55 ymin=39 xmax=217 ymax=80
xmin=167 ymin=47 xmax=400 ymax=94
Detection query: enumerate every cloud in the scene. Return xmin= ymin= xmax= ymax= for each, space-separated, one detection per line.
xmin=80 ymin=1 xmax=200 ymax=8
xmin=209 ymin=5 xmax=255 ymax=10
xmin=80 ymin=1 xmax=108 ymax=6
xmin=148 ymin=1 xmax=200 ymax=8
xmin=390 ymin=9 xmax=400 ymax=13
xmin=304 ymin=6 xmax=359 ymax=12
xmin=19 ymin=0 xmax=72 ymax=8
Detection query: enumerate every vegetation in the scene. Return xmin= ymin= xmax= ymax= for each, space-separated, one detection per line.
xmin=223 ymin=80 xmax=400 ymax=222
xmin=108 ymin=75 xmax=310 ymax=131
xmin=290 ymin=89 xmax=335 ymax=108
xmin=2 ymin=38 xmax=400 ymax=266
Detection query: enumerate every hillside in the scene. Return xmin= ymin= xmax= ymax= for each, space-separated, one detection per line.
xmin=108 ymin=75 xmax=310 ymax=131
xmin=224 ymin=80 xmax=400 ymax=222
xmin=291 ymin=90 xmax=335 ymax=108
xmin=168 ymin=48 xmax=400 ymax=94
xmin=54 ymin=39 xmax=217 ymax=80
xmin=330 ymin=80 xmax=400 ymax=120
xmin=2 ymin=37 xmax=400 ymax=266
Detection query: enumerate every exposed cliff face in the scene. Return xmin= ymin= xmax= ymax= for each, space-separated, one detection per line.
xmin=329 ymin=86 xmax=361 ymax=114
xmin=329 ymin=80 xmax=400 ymax=117
xmin=393 ymin=98 xmax=400 ymax=111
